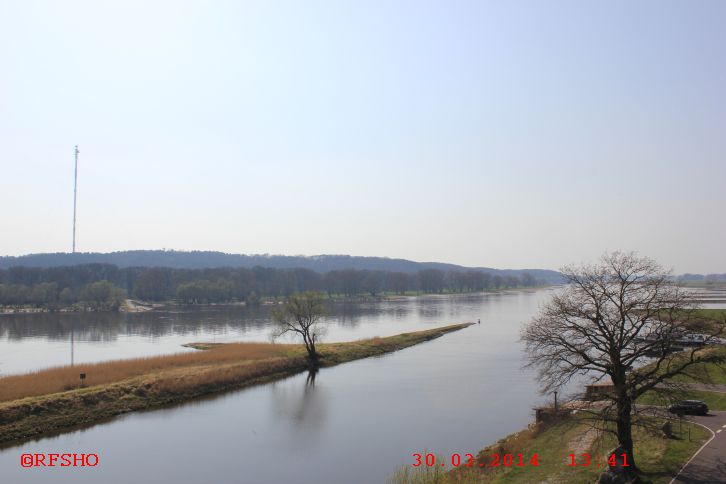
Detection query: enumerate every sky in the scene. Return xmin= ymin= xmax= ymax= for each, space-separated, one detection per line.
xmin=1 ymin=0 xmax=725 ymax=273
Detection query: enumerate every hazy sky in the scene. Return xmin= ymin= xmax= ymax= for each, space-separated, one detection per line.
xmin=2 ymin=1 xmax=725 ymax=273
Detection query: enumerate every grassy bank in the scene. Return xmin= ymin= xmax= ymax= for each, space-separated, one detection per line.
xmin=0 ymin=323 xmax=471 ymax=445
xmin=673 ymin=308 xmax=726 ymax=334
xmin=389 ymin=312 xmax=725 ymax=483
xmin=636 ymin=338 xmax=726 ymax=409
xmin=668 ymin=345 xmax=726 ymax=385
xmin=639 ymin=388 xmax=726 ymax=410
xmin=390 ymin=414 xmax=709 ymax=483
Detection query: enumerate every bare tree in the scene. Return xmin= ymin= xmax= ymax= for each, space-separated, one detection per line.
xmin=522 ymin=251 xmax=725 ymax=469
xmin=272 ymin=291 xmax=327 ymax=366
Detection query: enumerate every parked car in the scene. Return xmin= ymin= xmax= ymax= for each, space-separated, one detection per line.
xmin=668 ymin=400 xmax=709 ymax=416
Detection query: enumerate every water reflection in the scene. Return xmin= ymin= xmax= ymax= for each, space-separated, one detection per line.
xmin=1 ymin=290 xmax=550 ymax=375
xmin=0 ymin=287 xmax=716 ymax=484
xmin=271 ymin=369 xmax=325 ymax=424
xmin=0 ymin=307 xmax=272 ymax=341
xmin=0 ymin=307 xmax=275 ymax=374
xmin=306 ymin=368 xmax=317 ymax=386
xmin=269 ymin=369 xmax=328 ymax=449
xmin=0 ymin=289 xmax=556 ymax=484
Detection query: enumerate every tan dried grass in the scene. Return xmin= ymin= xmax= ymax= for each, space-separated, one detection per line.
xmin=0 ymin=342 xmax=296 ymax=403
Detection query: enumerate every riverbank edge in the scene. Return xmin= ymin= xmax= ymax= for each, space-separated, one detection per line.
xmin=390 ymin=413 xmax=710 ymax=483
xmin=0 ymin=323 xmax=472 ymax=446
xmin=0 ymin=286 xmax=554 ymax=314
xmin=424 ymin=348 xmax=726 ymax=482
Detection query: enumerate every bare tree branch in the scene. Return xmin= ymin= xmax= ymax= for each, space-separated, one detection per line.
xmin=521 ymin=251 xmax=726 ymax=469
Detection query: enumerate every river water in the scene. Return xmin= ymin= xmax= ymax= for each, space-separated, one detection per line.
xmin=1 ymin=289 xmax=558 ymax=483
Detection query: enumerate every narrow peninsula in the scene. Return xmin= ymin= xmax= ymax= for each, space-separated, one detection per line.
xmin=0 ymin=323 xmax=472 ymax=445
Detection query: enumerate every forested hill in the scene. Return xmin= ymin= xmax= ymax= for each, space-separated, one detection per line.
xmin=0 ymin=251 xmax=564 ymax=283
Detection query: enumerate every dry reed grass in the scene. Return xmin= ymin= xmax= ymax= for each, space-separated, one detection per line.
xmin=0 ymin=324 xmax=470 ymax=404
xmin=0 ymin=342 xmax=298 ymax=403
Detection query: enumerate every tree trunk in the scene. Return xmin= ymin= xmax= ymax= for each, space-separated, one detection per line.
xmin=615 ymin=386 xmax=638 ymax=471
xmin=308 ymin=340 xmax=318 ymax=364
xmin=302 ymin=334 xmax=318 ymax=367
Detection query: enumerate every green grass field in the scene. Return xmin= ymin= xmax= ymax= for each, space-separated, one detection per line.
xmin=665 ymin=345 xmax=726 ymax=385
xmin=639 ymin=388 xmax=726 ymax=411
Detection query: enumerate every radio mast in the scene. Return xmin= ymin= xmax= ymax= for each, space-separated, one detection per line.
xmin=72 ymin=145 xmax=79 ymax=253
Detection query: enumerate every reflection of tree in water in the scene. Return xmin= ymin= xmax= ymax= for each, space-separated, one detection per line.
xmin=324 ymin=300 xmax=413 ymax=328
xmin=0 ymin=312 xmax=124 ymax=342
xmin=306 ymin=368 xmax=317 ymax=386
xmin=269 ymin=369 xmax=328 ymax=445
xmin=0 ymin=305 xmax=275 ymax=341
xmin=0 ymin=295 xmax=487 ymax=343
xmin=417 ymin=306 xmax=443 ymax=319
xmin=0 ymin=293 xmax=522 ymax=373
xmin=413 ymin=293 xmax=511 ymax=321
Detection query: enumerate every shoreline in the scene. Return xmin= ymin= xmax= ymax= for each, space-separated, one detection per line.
xmin=0 ymin=323 xmax=472 ymax=446
xmin=0 ymin=286 xmax=553 ymax=315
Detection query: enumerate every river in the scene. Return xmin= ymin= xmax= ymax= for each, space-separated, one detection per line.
xmin=1 ymin=288 xmax=557 ymax=483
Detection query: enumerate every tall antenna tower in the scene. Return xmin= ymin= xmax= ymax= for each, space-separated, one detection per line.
xmin=72 ymin=145 xmax=79 ymax=254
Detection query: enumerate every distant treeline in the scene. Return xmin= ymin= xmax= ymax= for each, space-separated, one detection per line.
xmin=0 ymin=251 xmax=565 ymax=284
xmin=678 ymin=273 xmax=726 ymax=283
xmin=0 ymin=280 xmax=125 ymax=311
xmin=0 ymin=264 xmax=544 ymax=308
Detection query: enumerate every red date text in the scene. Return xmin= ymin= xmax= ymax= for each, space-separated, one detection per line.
xmin=412 ymin=453 xmax=539 ymax=468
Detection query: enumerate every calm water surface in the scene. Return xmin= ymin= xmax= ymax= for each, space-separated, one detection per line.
xmin=1 ymin=289 xmax=561 ymax=483
xmin=0 ymin=290 xmax=548 ymax=375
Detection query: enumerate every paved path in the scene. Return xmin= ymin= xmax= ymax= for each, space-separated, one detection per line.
xmin=671 ymin=410 xmax=726 ymax=483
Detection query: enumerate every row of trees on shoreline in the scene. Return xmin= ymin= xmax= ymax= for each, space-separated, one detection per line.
xmin=0 ymin=280 xmax=126 ymax=311
xmin=0 ymin=264 xmax=545 ymax=309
